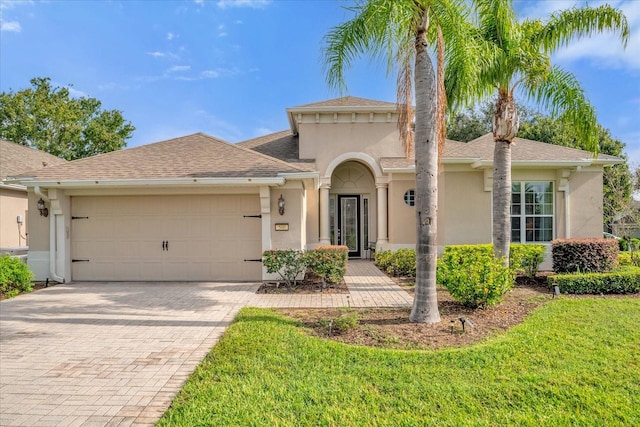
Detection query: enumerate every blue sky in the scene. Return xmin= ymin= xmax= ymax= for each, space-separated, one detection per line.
xmin=1 ymin=0 xmax=638 ymax=165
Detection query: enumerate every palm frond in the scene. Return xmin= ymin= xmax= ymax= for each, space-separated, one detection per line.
xmin=526 ymin=66 xmax=599 ymax=153
xmin=532 ymin=5 xmax=629 ymax=53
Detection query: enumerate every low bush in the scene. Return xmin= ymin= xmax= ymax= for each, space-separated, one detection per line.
xmin=437 ymin=246 xmax=514 ymax=308
xmin=374 ymin=248 xmax=416 ymax=277
xmin=374 ymin=250 xmax=394 ymax=273
xmin=0 ymin=255 xmax=34 ymax=298
xmin=548 ymin=269 xmax=640 ymax=294
xmin=552 ymin=238 xmax=618 ymax=274
xmin=619 ymin=237 xmax=640 ymax=252
xmin=510 ymin=244 xmax=546 ymax=277
xmin=305 ymin=246 xmax=349 ymax=286
xmin=262 ymin=249 xmax=307 ymax=286
xmin=619 ymin=251 xmax=640 ymax=267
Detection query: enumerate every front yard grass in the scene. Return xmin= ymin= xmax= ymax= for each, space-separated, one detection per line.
xmin=159 ymin=298 xmax=640 ymax=426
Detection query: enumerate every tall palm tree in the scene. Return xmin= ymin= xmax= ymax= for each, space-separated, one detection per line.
xmin=448 ymin=0 xmax=629 ymax=263
xmin=324 ymin=0 xmax=475 ymax=323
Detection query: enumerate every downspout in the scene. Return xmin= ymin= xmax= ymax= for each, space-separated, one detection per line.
xmin=35 ymin=186 xmax=65 ymax=283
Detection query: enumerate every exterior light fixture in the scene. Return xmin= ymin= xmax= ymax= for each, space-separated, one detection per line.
xmin=278 ymin=194 xmax=285 ymax=215
xmin=37 ymin=198 xmax=49 ymax=217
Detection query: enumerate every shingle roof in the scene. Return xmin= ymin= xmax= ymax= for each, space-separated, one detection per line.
xmin=237 ymin=130 xmax=316 ymax=171
xmin=456 ymin=133 xmax=622 ymax=162
xmin=0 ymin=140 xmax=68 ymax=180
xmin=18 ymin=133 xmax=309 ymax=181
xmin=380 ymin=134 xmax=622 ymax=170
xmin=294 ymin=96 xmax=397 ymax=109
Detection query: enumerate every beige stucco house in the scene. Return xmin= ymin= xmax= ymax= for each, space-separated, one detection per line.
xmin=5 ymin=97 xmax=622 ymax=282
xmin=0 ymin=140 xmax=67 ymax=252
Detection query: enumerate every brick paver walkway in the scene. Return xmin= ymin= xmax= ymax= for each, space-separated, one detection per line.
xmin=0 ymin=261 xmax=411 ymax=426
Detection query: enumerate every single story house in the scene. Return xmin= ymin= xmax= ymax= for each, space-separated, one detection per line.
xmin=0 ymin=140 xmax=67 ymax=252
xmin=6 ymin=97 xmax=622 ymax=282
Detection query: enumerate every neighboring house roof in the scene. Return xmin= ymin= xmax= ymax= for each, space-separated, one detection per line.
xmin=13 ymin=133 xmax=310 ymax=184
xmin=0 ymin=139 xmax=67 ymax=181
xmin=237 ymin=130 xmax=316 ymax=172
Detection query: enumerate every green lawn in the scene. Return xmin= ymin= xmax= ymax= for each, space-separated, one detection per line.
xmin=159 ymin=298 xmax=640 ymax=426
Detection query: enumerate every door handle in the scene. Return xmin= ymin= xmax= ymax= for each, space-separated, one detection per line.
xmin=162 ymin=240 xmax=167 ymax=251
xmin=166 ymin=241 xmax=169 ymax=251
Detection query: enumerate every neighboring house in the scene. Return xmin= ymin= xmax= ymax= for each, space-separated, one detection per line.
xmin=612 ymin=199 xmax=640 ymax=239
xmin=7 ymin=97 xmax=622 ymax=282
xmin=0 ymin=140 xmax=67 ymax=251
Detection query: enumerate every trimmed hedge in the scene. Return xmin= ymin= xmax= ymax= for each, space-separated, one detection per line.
xmin=437 ymin=245 xmax=514 ymax=308
xmin=552 ymin=238 xmax=618 ymax=274
xmin=374 ymin=249 xmax=416 ymax=277
xmin=263 ymin=246 xmax=349 ymax=287
xmin=0 ymin=255 xmax=34 ymax=298
xmin=619 ymin=252 xmax=640 ymax=267
xmin=305 ymin=246 xmax=349 ymax=286
xmin=548 ymin=268 xmax=640 ymax=294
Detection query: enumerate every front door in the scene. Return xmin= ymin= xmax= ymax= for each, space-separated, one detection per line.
xmin=338 ymin=195 xmax=360 ymax=258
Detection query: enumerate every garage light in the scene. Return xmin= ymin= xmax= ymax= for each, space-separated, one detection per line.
xmin=37 ymin=198 xmax=49 ymax=217
xmin=278 ymin=194 xmax=285 ymax=215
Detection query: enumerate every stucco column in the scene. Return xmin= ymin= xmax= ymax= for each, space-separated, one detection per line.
xmin=376 ymin=183 xmax=388 ymax=245
xmin=319 ymin=184 xmax=331 ymax=245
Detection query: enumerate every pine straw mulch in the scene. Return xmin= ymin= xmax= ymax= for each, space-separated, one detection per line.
xmin=277 ymin=275 xmax=639 ymax=350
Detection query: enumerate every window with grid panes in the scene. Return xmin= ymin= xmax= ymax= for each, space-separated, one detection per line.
xmin=511 ymin=182 xmax=553 ymax=242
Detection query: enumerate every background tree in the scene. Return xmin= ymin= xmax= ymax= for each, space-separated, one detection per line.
xmin=447 ymin=0 xmax=629 ymax=265
xmin=0 ymin=77 xmax=134 ymax=160
xmin=324 ymin=0 xmax=475 ymax=323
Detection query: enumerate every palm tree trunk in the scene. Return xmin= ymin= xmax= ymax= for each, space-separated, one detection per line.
xmin=492 ymin=88 xmax=518 ymax=263
xmin=410 ymin=10 xmax=441 ymax=324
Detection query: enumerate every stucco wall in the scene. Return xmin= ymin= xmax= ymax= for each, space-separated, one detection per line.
xmin=298 ymin=121 xmax=404 ymax=175
xmin=443 ymin=171 xmax=492 ymax=245
xmin=568 ymin=170 xmax=604 ymax=238
xmin=388 ymin=177 xmax=416 ymax=245
xmin=0 ymin=188 xmax=28 ymax=248
xmin=270 ymin=186 xmax=305 ymax=250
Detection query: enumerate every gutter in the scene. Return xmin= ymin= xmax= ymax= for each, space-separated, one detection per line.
xmin=277 ymin=171 xmax=320 ymax=189
xmin=18 ymin=177 xmax=287 ymax=189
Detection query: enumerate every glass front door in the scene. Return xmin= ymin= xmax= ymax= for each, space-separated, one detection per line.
xmin=338 ymin=195 xmax=360 ymax=258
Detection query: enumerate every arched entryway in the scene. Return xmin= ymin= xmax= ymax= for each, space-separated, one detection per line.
xmin=329 ymin=161 xmax=376 ymax=258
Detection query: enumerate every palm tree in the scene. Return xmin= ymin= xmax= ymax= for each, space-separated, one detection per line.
xmin=323 ymin=0 xmax=475 ymax=323
xmin=448 ymin=0 xmax=629 ymax=263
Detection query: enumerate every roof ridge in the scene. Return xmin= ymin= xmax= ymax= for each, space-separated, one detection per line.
xmin=231 ymin=135 xmax=308 ymax=173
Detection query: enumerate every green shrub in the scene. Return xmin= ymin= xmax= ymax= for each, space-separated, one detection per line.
xmin=0 ymin=255 xmax=34 ymax=298
xmin=548 ymin=269 xmax=640 ymax=294
xmin=306 ymin=246 xmax=348 ymax=286
xmin=262 ymin=249 xmax=307 ymax=286
xmin=552 ymin=238 xmax=618 ymax=274
xmin=619 ymin=238 xmax=640 ymax=252
xmin=374 ymin=250 xmax=394 ymax=273
xmin=618 ymin=251 xmax=640 ymax=267
xmin=437 ymin=246 xmax=515 ymax=308
xmin=332 ymin=311 xmax=360 ymax=333
xmin=510 ymin=244 xmax=546 ymax=277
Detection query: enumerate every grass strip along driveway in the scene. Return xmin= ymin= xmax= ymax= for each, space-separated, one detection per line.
xmin=159 ymin=298 xmax=640 ymax=426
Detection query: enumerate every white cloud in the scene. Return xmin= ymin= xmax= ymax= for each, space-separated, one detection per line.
xmin=216 ymin=0 xmax=271 ymax=9
xmin=146 ymin=51 xmax=179 ymax=60
xmin=66 ymin=86 xmax=88 ymax=98
xmin=167 ymin=32 xmax=176 ymax=40
xmin=201 ymin=70 xmax=220 ymax=78
xmin=0 ymin=20 xmax=21 ymax=32
xmin=254 ymin=127 xmax=274 ymax=136
xmin=168 ymin=65 xmax=191 ymax=72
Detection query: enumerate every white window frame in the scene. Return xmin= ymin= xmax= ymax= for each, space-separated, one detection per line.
xmin=511 ymin=181 xmax=555 ymax=243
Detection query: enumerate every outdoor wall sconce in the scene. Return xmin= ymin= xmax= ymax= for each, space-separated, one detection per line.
xmin=278 ymin=194 xmax=285 ymax=215
xmin=37 ymin=198 xmax=49 ymax=217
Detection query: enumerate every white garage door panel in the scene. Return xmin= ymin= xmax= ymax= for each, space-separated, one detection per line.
xmin=71 ymin=195 xmax=262 ymax=281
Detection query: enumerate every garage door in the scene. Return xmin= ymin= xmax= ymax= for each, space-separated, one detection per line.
xmin=71 ymin=195 xmax=262 ymax=281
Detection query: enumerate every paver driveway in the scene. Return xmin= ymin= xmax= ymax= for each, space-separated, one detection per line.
xmin=0 ymin=281 xmax=259 ymax=427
